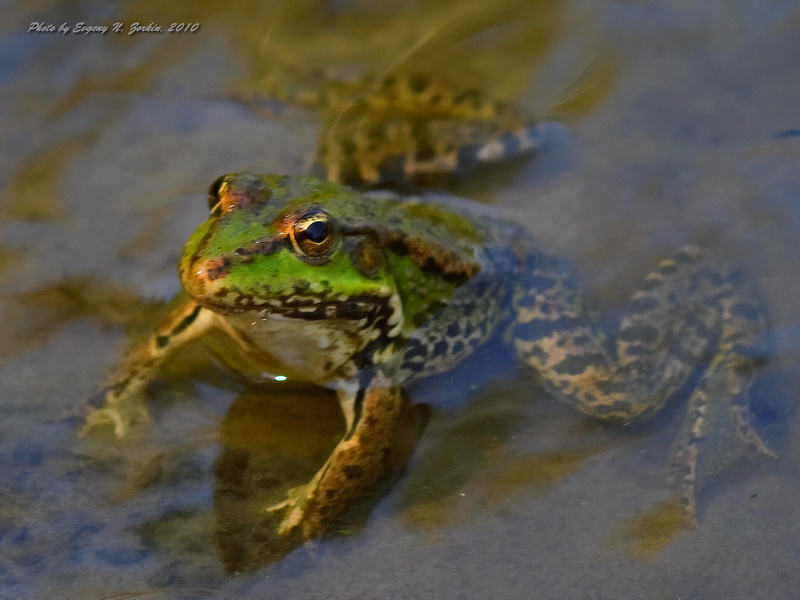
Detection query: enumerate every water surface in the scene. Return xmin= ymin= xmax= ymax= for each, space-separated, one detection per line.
xmin=2 ymin=1 xmax=799 ymax=598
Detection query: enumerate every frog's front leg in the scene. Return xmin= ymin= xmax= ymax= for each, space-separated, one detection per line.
xmin=81 ymin=299 xmax=214 ymax=438
xmin=268 ymin=371 xmax=418 ymax=541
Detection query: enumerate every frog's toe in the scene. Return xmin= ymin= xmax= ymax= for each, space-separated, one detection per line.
xmin=265 ymin=484 xmax=320 ymax=538
xmin=672 ymin=441 xmax=701 ymax=528
xmin=79 ymin=404 xmax=151 ymax=438
xmin=266 ymin=498 xmax=302 ymax=533
xmin=678 ymin=485 xmax=700 ymax=530
xmin=731 ymin=404 xmax=778 ymax=459
xmin=275 ymin=504 xmax=306 ymax=537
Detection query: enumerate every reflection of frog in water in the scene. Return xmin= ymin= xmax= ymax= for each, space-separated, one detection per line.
xmin=255 ymin=71 xmax=546 ymax=185
xmin=84 ymin=74 xmax=773 ymax=554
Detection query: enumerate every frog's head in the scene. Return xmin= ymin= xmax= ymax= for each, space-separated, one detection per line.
xmin=180 ymin=173 xmax=402 ymax=340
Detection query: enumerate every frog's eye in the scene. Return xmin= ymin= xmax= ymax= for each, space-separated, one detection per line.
xmin=290 ymin=209 xmax=338 ymax=261
xmin=207 ymin=175 xmax=228 ymax=210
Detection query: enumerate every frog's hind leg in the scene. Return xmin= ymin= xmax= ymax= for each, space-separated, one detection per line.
xmin=670 ymin=274 xmax=776 ymax=524
xmin=511 ymin=246 xmax=772 ymax=521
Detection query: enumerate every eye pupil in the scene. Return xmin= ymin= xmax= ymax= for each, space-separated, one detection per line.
xmin=290 ymin=209 xmax=338 ymax=262
xmin=304 ymin=220 xmax=328 ymax=243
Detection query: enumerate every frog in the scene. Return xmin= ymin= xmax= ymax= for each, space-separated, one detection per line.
xmin=84 ymin=170 xmax=774 ymax=543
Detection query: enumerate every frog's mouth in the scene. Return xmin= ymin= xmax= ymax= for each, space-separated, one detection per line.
xmin=193 ymin=289 xmax=395 ymax=324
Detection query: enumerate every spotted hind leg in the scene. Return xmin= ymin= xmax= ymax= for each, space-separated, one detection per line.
xmin=510 ymin=246 xmax=772 ymax=521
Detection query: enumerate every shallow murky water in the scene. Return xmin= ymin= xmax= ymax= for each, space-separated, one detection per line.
xmin=2 ymin=1 xmax=800 ymax=598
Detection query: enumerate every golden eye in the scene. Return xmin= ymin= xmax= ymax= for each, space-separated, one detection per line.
xmin=290 ymin=209 xmax=338 ymax=261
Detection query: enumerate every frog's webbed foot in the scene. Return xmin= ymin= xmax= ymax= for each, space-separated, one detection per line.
xmin=78 ymin=368 xmax=158 ymax=439
xmin=671 ymin=353 xmax=777 ymax=526
xmin=266 ymin=374 xmax=420 ymax=542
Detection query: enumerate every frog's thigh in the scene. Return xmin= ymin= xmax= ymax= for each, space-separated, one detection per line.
xmin=510 ymin=254 xmax=618 ymax=414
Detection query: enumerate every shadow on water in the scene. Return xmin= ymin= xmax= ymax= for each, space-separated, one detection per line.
xmin=397 ymin=379 xmax=605 ymax=530
xmin=211 ymin=384 xmax=345 ymax=572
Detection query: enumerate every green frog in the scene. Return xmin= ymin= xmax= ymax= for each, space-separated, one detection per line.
xmin=85 ymin=171 xmax=773 ymax=542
